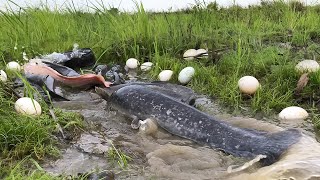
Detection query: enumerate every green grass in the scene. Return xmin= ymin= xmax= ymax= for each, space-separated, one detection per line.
xmin=2 ymin=0 xmax=320 ymax=178
xmin=1 ymin=157 xmax=58 ymax=180
xmin=0 ymin=83 xmax=84 ymax=159
xmin=107 ymin=141 xmax=132 ymax=170
xmin=0 ymin=78 xmax=84 ymax=178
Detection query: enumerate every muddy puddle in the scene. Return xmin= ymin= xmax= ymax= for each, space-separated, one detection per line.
xmin=42 ymin=87 xmax=320 ymax=180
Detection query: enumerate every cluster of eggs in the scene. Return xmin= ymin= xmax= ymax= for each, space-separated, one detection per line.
xmin=181 ymin=48 xmax=315 ymax=122
xmin=155 ymin=49 xmax=206 ymax=84
xmin=237 ymin=75 xmax=309 ymax=121
xmin=1 ymin=61 xmax=42 ymax=116
xmin=278 ymin=59 xmax=320 ymax=121
xmin=126 ymin=58 xmax=196 ymax=85
xmin=280 ymin=59 xmax=320 ymax=121
xmin=236 ymin=59 xmax=320 ymax=122
xmin=158 ymin=67 xmax=195 ymax=84
xmin=126 ymin=58 xmax=153 ymax=72
xmin=0 ymin=61 xmax=22 ymax=82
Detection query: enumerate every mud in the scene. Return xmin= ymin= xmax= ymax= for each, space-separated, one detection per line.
xmin=42 ymin=86 xmax=320 ymax=180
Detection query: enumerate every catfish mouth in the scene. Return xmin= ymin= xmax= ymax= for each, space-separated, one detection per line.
xmin=95 ymin=83 xmax=132 ymax=100
xmin=95 ymin=86 xmax=116 ymax=100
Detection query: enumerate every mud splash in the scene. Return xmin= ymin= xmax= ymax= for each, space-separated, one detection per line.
xmin=229 ymin=134 xmax=320 ymax=180
xmin=199 ymin=99 xmax=320 ymax=180
xmin=43 ymin=88 xmax=320 ymax=180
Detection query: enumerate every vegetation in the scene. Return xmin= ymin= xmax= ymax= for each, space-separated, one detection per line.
xmin=0 ymin=69 xmax=84 ymax=177
xmin=0 ymin=79 xmax=84 ymax=178
xmin=107 ymin=141 xmax=132 ymax=169
xmin=1 ymin=0 xmax=320 ymax=178
xmin=1 ymin=157 xmax=58 ymax=180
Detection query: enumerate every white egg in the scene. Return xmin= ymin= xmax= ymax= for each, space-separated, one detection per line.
xmin=295 ymin=60 xmax=320 ymax=73
xmin=126 ymin=58 xmax=139 ymax=69
xmin=183 ymin=49 xmax=197 ymax=60
xmin=158 ymin=70 xmax=173 ymax=81
xmin=238 ymin=76 xmax=260 ymax=95
xmin=196 ymin=48 xmax=208 ymax=54
xmin=140 ymin=62 xmax=153 ymax=71
xmin=15 ymin=97 xmax=42 ymax=116
xmin=6 ymin=61 xmax=21 ymax=71
xmin=178 ymin=67 xmax=195 ymax=84
xmin=139 ymin=118 xmax=158 ymax=135
xmin=0 ymin=70 xmax=7 ymax=82
xmin=279 ymin=106 xmax=308 ymax=121
xmin=196 ymin=49 xmax=209 ymax=58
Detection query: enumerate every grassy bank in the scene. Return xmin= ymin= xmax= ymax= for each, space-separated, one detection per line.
xmin=0 ymin=80 xmax=84 ymax=178
xmin=1 ymin=0 xmax=320 ymax=177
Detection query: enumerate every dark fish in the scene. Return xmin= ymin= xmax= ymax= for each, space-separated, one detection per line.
xmin=96 ymin=81 xmax=196 ymax=106
xmin=105 ymin=85 xmax=301 ymax=166
xmin=43 ymin=48 xmax=96 ymax=69
xmin=42 ymin=61 xmax=80 ymax=77
xmin=63 ymin=48 xmax=96 ymax=69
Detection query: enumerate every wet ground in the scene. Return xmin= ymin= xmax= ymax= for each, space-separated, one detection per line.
xmin=41 ymin=85 xmax=320 ymax=180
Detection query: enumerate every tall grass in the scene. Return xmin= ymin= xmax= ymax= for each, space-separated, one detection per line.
xmin=1 ymin=1 xmax=320 ymax=117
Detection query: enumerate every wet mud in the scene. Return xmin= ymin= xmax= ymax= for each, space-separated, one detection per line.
xmin=42 ymin=87 xmax=320 ymax=180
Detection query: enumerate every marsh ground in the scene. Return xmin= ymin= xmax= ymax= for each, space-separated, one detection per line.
xmin=1 ymin=1 xmax=320 ymax=179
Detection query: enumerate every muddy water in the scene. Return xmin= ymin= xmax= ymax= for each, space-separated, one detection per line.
xmin=43 ymin=88 xmax=320 ymax=180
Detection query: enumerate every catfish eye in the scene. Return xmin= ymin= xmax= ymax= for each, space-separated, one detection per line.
xmin=35 ymin=62 xmax=38 ymax=65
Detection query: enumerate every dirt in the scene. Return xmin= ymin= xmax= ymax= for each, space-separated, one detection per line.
xmin=41 ymin=84 xmax=320 ymax=180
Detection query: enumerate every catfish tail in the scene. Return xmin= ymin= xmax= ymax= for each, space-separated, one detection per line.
xmin=257 ymin=128 xmax=302 ymax=166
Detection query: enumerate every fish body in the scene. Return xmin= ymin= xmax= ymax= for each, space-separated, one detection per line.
xmin=96 ymin=81 xmax=196 ymax=105
xmin=108 ymin=85 xmax=301 ymax=166
xmin=24 ymin=62 xmax=112 ymax=88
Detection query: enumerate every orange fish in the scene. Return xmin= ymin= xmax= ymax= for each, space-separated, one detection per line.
xmin=23 ymin=62 xmax=112 ymax=88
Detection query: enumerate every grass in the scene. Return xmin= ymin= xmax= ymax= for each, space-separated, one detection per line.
xmin=107 ymin=141 xmax=132 ymax=170
xmin=1 ymin=0 xmax=320 ymax=178
xmin=0 ymin=76 xmax=84 ymax=177
xmin=1 ymin=157 xmax=58 ymax=180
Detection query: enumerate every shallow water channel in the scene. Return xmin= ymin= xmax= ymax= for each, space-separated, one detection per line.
xmin=42 ymin=85 xmax=320 ymax=180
